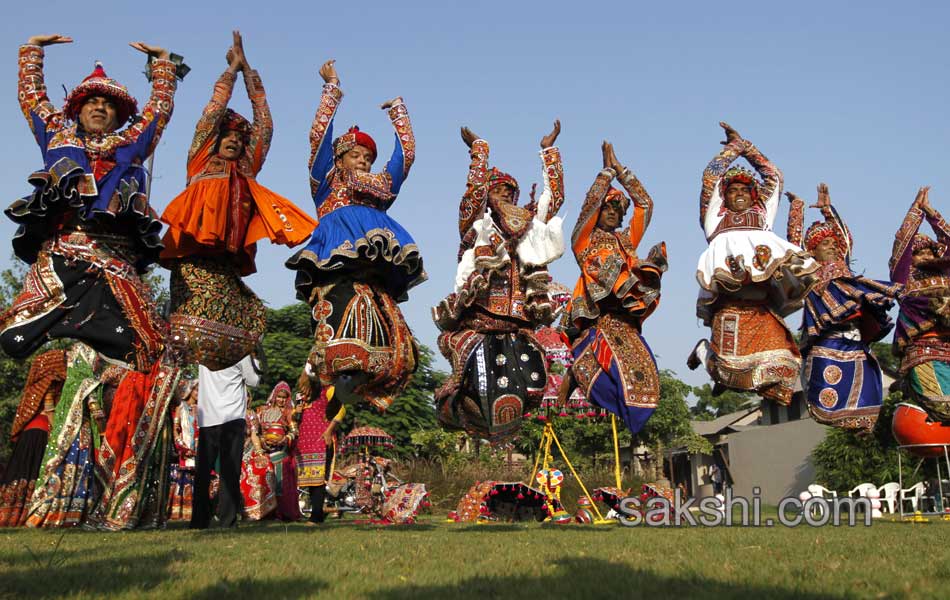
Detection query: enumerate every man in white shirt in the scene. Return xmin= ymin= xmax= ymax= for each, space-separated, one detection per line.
xmin=190 ymin=353 xmax=261 ymax=529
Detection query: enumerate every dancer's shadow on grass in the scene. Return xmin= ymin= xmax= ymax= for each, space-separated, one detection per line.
xmin=3 ymin=545 xmax=326 ymax=599
xmin=3 ymin=550 xmax=182 ymax=597
xmin=366 ymin=556 xmax=839 ymax=600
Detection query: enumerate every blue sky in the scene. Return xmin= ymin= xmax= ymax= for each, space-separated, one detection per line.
xmin=1 ymin=0 xmax=948 ymax=388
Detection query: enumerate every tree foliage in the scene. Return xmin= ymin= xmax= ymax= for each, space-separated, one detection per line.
xmin=690 ymin=384 xmax=756 ymax=421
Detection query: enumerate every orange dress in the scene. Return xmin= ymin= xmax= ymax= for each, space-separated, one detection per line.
xmin=160 ymin=69 xmax=316 ymax=275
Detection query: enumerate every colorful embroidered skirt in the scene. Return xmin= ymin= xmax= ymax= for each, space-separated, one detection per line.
xmin=696 ymin=229 xmax=818 ymax=322
xmin=267 ymin=449 xmax=301 ymax=521
xmin=436 ymin=328 xmax=546 ymax=444
xmin=286 ymin=205 xmax=426 ymax=303
xmin=802 ymin=336 xmax=883 ymax=432
xmin=166 ymin=461 xmax=195 ymax=521
xmin=26 ymin=347 xmax=99 ymax=528
xmin=704 ymin=302 xmax=800 ymax=405
xmin=571 ymin=314 xmax=659 ymax=435
xmin=0 ymin=234 xmax=165 ymax=370
xmin=240 ymin=449 xmax=277 ymax=521
xmin=307 ymin=279 xmax=417 ymax=410
xmin=87 ymin=361 xmax=180 ymax=531
xmin=168 ymin=256 xmax=266 ymax=371
xmin=905 ymin=360 xmax=950 ymax=423
xmin=0 ymin=428 xmax=49 ymax=527
xmin=295 ymin=401 xmax=334 ymax=488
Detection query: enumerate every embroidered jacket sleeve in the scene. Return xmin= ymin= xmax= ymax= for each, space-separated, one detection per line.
xmin=17 ymin=45 xmax=65 ymax=152
xmin=187 ymin=70 xmax=236 ymax=164
xmin=925 ymin=207 xmax=950 ymax=256
xmin=617 ymin=167 xmax=653 ymax=249
xmin=244 ymin=69 xmax=272 ymax=174
xmin=381 ymin=98 xmax=415 ymax=202
xmin=308 ymin=82 xmax=343 ymax=205
xmin=459 ymin=139 xmax=490 ymax=243
xmin=572 ymin=169 xmax=614 ymax=256
xmin=536 ymin=147 xmax=564 ymax=222
xmin=786 ymin=195 xmax=805 ymax=247
xmin=742 ymin=142 xmax=783 ymax=229
xmin=823 ymin=204 xmax=854 ymax=263
xmin=700 ymin=139 xmax=746 ymax=238
xmin=115 ymin=58 xmax=177 ymax=160
xmin=890 ymin=201 xmax=924 ymax=284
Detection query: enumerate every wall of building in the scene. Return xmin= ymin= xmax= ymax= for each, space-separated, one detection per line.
xmin=727 ymin=418 xmax=828 ymax=505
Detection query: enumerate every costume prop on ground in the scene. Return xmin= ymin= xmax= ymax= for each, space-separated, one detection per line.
xmin=688 ymin=123 xmax=818 ymax=405
xmin=787 ymin=184 xmax=900 ymax=432
xmin=321 ymin=426 xmax=428 ymax=524
xmin=434 ymin=123 xmax=565 ymax=443
xmin=286 ymin=60 xmax=423 ymax=410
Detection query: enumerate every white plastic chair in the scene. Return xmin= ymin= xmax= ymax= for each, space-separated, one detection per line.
xmin=877 ymin=483 xmax=899 ymax=514
xmin=807 ymin=484 xmax=838 ymax=499
xmin=899 ymin=482 xmax=926 ymax=513
xmin=848 ymin=483 xmax=877 ymax=499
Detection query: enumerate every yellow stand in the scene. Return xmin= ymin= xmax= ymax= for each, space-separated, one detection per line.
xmin=530 ymin=421 xmax=613 ymax=525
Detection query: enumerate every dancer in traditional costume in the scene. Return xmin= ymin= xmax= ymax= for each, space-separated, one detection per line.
xmin=687 ymin=123 xmax=818 ymax=405
xmin=2 ymin=35 xmax=182 ymax=369
xmin=167 ymin=379 xmax=198 ymax=521
xmin=258 ymin=381 xmax=300 ymax=520
xmin=295 ymin=378 xmax=344 ymax=525
xmin=433 ymin=123 xmax=565 ymax=442
xmin=0 ymin=350 xmax=67 ymax=526
xmin=162 ymin=32 xmax=316 ymax=370
xmin=239 ymin=408 xmax=277 ymax=520
xmin=890 ymin=187 xmax=950 ymax=422
xmin=787 ymin=184 xmax=901 ymax=431
xmin=568 ymin=142 xmax=667 ymax=435
xmin=285 ymin=60 xmax=424 ymax=410
xmin=26 ymin=344 xmax=101 ymax=528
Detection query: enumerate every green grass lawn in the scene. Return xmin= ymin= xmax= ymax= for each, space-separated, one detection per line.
xmin=1 ymin=512 xmax=948 ymax=599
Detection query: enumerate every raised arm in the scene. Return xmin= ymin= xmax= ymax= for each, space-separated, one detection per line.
xmin=187 ymin=70 xmax=236 ymax=163
xmin=537 ymin=120 xmax=564 ymax=221
xmin=785 ymin=191 xmax=805 ymax=247
xmin=538 ymin=147 xmax=564 ymax=222
xmin=617 ymin=167 xmax=652 ymax=249
xmin=817 ymin=184 xmax=853 ymax=261
xmin=243 ymin=68 xmax=272 ymax=174
xmin=228 ymin=33 xmax=273 ymax=174
xmin=922 ymin=200 xmax=950 ymax=254
xmin=458 ymin=130 xmax=490 ymax=243
xmin=700 ymin=137 xmax=746 ymax=233
xmin=741 ymin=140 xmax=783 ymax=227
xmin=381 ymin=97 xmax=415 ymax=196
xmin=890 ymin=189 xmax=927 ymax=283
xmin=18 ymin=36 xmax=73 ymax=146
xmin=308 ymin=77 xmax=343 ymax=203
xmin=571 ymin=168 xmax=614 ymax=256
